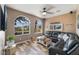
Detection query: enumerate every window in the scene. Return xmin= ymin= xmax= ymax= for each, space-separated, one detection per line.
xmin=15 ymin=16 xmax=30 ymax=35
xmin=35 ymin=19 xmax=43 ymax=33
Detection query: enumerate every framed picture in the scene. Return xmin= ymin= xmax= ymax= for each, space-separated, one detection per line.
xmin=49 ymin=24 xmax=53 ymax=30
xmin=48 ymin=23 xmax=63 ymax=31
xmin=77 ymin=15 xmax=79 ymax=29
xmin=53 ymin=24 xmax=63 ymax=31
xmin=76 ymin=14 xmax=79 ymax=36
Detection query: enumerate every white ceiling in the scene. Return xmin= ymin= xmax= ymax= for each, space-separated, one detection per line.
xmin=7 ymin=4 xmax=77 ymax=18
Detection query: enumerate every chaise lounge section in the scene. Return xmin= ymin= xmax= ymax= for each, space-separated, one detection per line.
xmin=45 ymin=31 xmax=79 ymax=55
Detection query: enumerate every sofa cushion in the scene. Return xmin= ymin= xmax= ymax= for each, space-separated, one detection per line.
xmin=63 ymin=34 xmax=69 ymax=42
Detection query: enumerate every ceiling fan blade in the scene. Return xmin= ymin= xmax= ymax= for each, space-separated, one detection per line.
xmin=40 ymin=10 xmax=43 ymax=13
xmin=45 ymin=4 xmax=54 ymax=11
xmin=46 ymin=7 xmax=53 ymax=11
xmin=46 ymin=12 xmax=54 ymax=14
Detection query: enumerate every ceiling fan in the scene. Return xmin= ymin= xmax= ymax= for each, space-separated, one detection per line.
xmin=40 ymin=6 xmax=54 ymax=16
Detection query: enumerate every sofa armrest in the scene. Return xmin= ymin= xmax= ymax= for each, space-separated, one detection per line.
xmin=48 ymin=43 xmax=55 ymax=49
xmin=67 ymin=44 xmax=79 ymax=54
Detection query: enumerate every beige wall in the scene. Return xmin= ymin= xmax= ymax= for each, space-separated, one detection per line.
xmin=6 ymin=7 xmax=43 ymax=43
xmin=45 ymin=12 xmax=76 ymax=33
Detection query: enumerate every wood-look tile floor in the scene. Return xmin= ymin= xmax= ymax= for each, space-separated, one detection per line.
xmin=16 ymin=42 xmax=48 ymax=55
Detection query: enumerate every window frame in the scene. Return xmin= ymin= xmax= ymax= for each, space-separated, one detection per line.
xmin=14 ymin=15 xmax=31 ymax=36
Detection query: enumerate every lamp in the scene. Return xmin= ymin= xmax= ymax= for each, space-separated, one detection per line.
xmin=0 ymin=31 xmax=5 ymax=55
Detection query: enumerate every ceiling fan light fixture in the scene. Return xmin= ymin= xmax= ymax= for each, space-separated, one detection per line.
xmin=42 ymin=12 xmax=47 ymax=16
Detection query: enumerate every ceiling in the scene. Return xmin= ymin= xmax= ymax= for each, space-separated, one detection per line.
xmin=7 ymin=4 xmax=77 ymax=18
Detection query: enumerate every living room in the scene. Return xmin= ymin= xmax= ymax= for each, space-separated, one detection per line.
xmin=0 ymin=4 xmax=79 ymax=55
